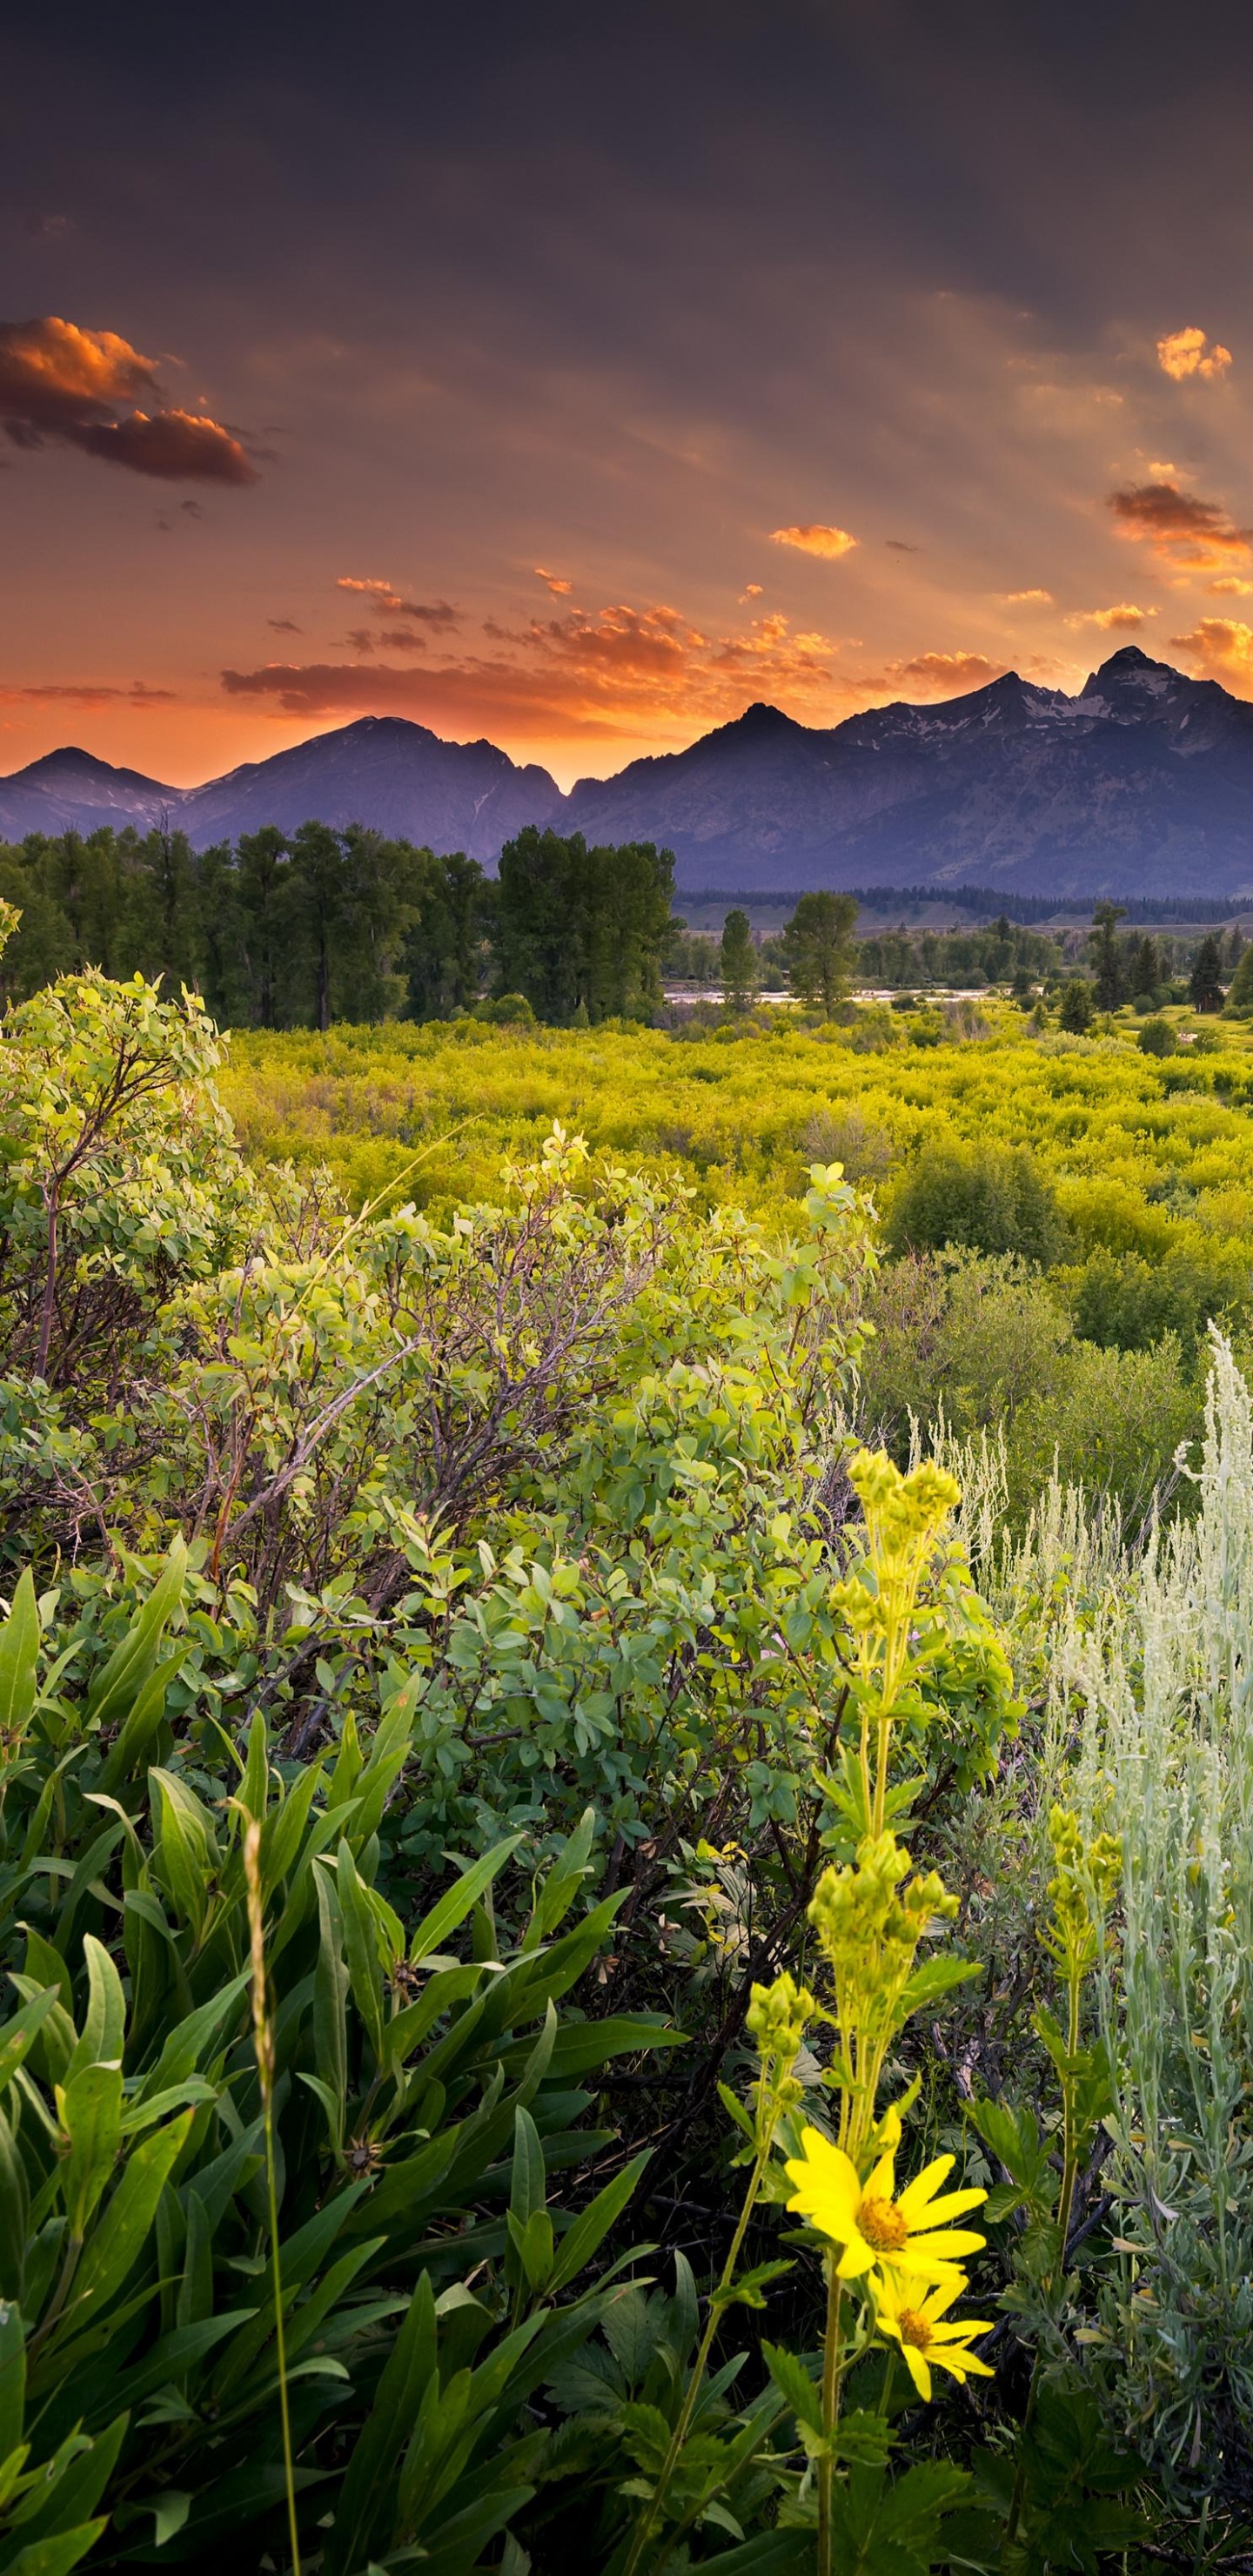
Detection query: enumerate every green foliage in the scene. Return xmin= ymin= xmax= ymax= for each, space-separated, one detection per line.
xmin=1063 ymin=1243 xmax=1245 ymax=1359
xmin=492 ymin=829 xmax=673 ymax=1023
xmin=1089 ymin=903 xmax=1128 ymax=1011
xmin=1057 ymin=979 xmax=1095 ymax=1032
xmin=1136 ymin=1015 xmax=1176 ymax=1056
xmin=0 ymin=1552 xmax=680 ymax=2570
xmin=719 ymin=910 xmax=758 ymax=1013
xmin=781 ymin=893 xmax=858 ymax=1015
xmin=1225 ymin=941 xmax=1253 ymax=1016
xmin=3 ymin=933 xmax=1251 ymax=2567
xmin=1189 ymin=930 xmax=1225 ymax=1012
xmin=884 ymin=1142 xmax=1067 ymax=1267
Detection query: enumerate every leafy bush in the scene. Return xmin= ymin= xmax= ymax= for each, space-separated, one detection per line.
xmin=0 ymin=1551 xmax=680 ymax=2572
xmin=883 ymin=1142 xmax=1068 ymax=1267
xmin=1136 ymin=1016 xmax=1176 ymax=1056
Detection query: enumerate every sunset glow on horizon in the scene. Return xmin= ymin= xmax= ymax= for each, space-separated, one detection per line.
xmin=5 ymin=2 xmax=1253 ymax=791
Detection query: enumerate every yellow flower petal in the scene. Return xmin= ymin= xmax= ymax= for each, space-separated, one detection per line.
xmin=862 ymin=2145 xmax=898 ymax=2204
xmin=895 ymin=2155 xmax=961 ymax=2218
xmin=901 ymin=2343 xmax=932 ymax=2401
xmin=933 ymin=2346 xmax=995 ymax=2382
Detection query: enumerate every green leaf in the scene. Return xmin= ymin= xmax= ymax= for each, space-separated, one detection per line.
xmin=0 ymin=1989 xmax=63 ymax=2097
xmin=0 ymin=2111 xmax=27 ymax=2310
xmin=710 ymin=2256 xmax=794 ymax=2311
xmin=509 ymin=2106 xmax=546 ymax=2231
xmin=87 ymin=1542 xmax=186 ymax=1733
xmin=64 ymin=1936 xmax=126 ymax=2083
xmin=898 ymin=1956 xmax=982 ymax=2016
xmin=63 ymin=2107 xmax=195 ymax=2320
xmin=147 ymin=1773 xmax=217 ymax=1939
xmin=546 ymin=2150 xmax=652 ymax=2296
xmin=763 ymin=2338 xmax=822 ymax=2432
xmin=336 ymin=1841 xmax=386 ymax=2065
xmin=0 ymin=2299 xmax=26 ymax=2465
xmin=0 ymin=1573 xmax=40 ymax=1743
xmin=1 ymin=2525 xmax=109 ymax=2576
xmin=57 ymin=2063 xmax=124 ymax=2241
xmin=8 ymin=2414 xmax=127 ymax=2548
xmin=326 ymin=2271 xmax=437 ymax=2574
xmin=95 ymin=1654 xmax=184 ymax=1795
xmin=407 ymin=1835 xmax=525 ymax=1966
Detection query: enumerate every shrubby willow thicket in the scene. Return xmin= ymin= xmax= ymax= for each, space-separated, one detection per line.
xmin=3 ymin=875 xmax=1253 ymax=2570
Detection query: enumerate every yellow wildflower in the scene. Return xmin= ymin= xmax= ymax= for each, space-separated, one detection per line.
xmin=783 ymin=2124 xmax=987 ymax=2283
xmin=873 ymin=2272 xmax=995 ymax=2402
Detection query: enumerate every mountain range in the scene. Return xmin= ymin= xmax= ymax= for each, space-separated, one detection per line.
xmin=7 ymin=648 xmax=1253 ymax=897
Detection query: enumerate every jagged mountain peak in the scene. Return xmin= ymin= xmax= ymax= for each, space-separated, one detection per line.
xmin=8 ymin=653 xmax=1253 ymax=896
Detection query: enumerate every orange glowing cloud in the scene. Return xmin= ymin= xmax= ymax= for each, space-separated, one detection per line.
xmin=861 ymin=650 xmax=1008 ymax=696
xmin=222 ymin=592 xmax=848 ymax=746
xmin=1156 ymin=327 xmax=1233 ymax=382
xmin=1108 ymin=479 xmax=1252 ymax=571
xmin=771 ymin=522 xmax=859 ymax=560
xmin=1004 ymin=588 xmax=1053 ymax=604
xmin=0 ymin=316 xmax=257 ymax=483
xmin=336 ymin=577 xmax=458 ymax=625
xmin=1168 ymin=617 xmax=1253 ymax=693
xmin=1065 ymin=602 xmax=1157 ymax=631
xmin=0 ymin=680 xmax=178 ymax=707
xmin=534 ymin=567 xmax=573 ymax=597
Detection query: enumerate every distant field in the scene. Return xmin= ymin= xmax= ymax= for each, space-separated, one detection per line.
xmin=219 ymin=1003 xmax=1253 ymax=1263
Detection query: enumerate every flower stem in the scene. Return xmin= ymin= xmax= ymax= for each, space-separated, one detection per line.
xmin=621 ymin=2121 xmax=777 ymax=2576
xmin=817 ymin=2264 xmax=846 ymax=2576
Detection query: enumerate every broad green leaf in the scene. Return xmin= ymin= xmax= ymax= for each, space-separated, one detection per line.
xmin=0 ymin=1572 xmax=40 ymax=1743
xmin=546 ymin=2150 xmax=651 ymax=2296
xmin=86 ymin=1542 xmax=186 ymax=1732
xmin=2 ymin=2523 xmax=109 ymax=2576
xmin=335 ymin=1841 xmax=386 ymax=2065
xmin=327 ymin=2271 xmax=437 ymax=2574
xmin=64 ymin=1937 xmax=126 ymax=2084
xmin=509 ymin=2106 xmax=546 ymax=2230
xmin=0 ymin=2110 xmax=29 ymax=2304
xmin=0 ymin=2299 xmax=25 ymax=2464
xmin=408 ymin=1835 xmax=524 ymax=1967
xmin=57 ymin=2063 xmax=124 ymax=2241
xmin=8 ymin=2414 xmax=127 ymax=2547
xmin=95 ymin=1654 xmax=184 ymax=1794
xmin=0 ymin=1988 xmax=63 ymax=2096
xmin=763 ymin=2338 xmax=822 ymax=2432
xmin=63 ymin=2107 xmax=195 ymax=2319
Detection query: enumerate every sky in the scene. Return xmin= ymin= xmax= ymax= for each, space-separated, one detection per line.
xmin=6 ymin=0 xmax=1253 ymax=790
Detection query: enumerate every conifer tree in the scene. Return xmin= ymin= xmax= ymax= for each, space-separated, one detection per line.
xmin=1190 ymin=932 xmax=1226 ymax=1012
xmin=1089 ymin=902 xmax=1128 ymax=1010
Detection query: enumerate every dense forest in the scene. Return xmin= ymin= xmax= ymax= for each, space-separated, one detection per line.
xmin=4 ymin=820 xmax=1246 ymax=1032
xmin=3 ymin=856 xmax=1253 ymax=2569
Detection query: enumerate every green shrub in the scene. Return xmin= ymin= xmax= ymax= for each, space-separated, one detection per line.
xmin=857 ymin=1250 xmax=1072 ymax=1456
xmin=884 ymin=1140 xmax=1067 ymax=1266
xmin=474 ymin=990 xmax=537 ymax=1024
xmin=0 ymin=1550 xmax=677 ymax=2571
xmin=1064 ymin=1244 xmax=1248 ymax=1358
xmin=1137 ymin=1016 xmax=1176 ymax=1056
xmin=1007 ymin=1334 xmax=1197 ymax=1524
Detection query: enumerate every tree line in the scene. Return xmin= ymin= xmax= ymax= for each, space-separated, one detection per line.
xmin=0 ymin=822 xmax=676 ymax=1028
xmin=0 ymin=822 xmax=1240 ymax=1030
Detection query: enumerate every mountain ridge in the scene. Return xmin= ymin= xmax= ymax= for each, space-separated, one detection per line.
xmin=6 ymin=648 xmax=1253 ymax=896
